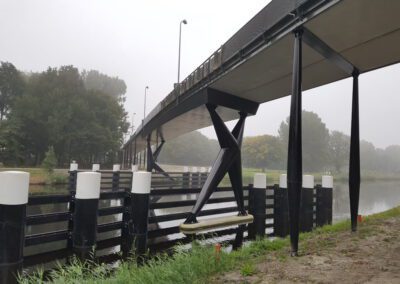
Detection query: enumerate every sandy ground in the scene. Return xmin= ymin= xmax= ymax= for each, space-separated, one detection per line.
xmin=214 ymin=217 xmax=400 ymax=284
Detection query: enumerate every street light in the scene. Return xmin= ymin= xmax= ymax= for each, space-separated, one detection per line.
xmin=177 ymin=19 xmax=187 ymax=85
xmin=144 ymin=86 xmax=149 ymax=120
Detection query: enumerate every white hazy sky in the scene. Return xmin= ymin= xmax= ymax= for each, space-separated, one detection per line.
xmin=1 ymin=0 xmax=400 ymax=148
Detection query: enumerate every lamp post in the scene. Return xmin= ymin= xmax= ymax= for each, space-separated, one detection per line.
xmin=143 ymin=86 xmax=149 ymax=120
xmin=177 ymin=19 xmax=187 ymax=86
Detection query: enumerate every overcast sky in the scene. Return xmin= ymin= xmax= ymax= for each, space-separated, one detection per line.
xmin=1 ymin=0 xmax=400 ymax=149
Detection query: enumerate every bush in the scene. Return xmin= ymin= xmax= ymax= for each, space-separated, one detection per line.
xmin=42 ymin=146 xmax=57 ymax=175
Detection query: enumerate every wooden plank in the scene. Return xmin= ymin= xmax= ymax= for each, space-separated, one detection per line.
xmin=179 ymin=214 xmax=254 ymax=234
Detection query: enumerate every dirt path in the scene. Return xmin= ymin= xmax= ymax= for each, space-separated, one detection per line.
xmin=214 ymin=216 xmax=400 ymax=283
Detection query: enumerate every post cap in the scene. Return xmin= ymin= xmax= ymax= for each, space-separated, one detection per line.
xmin=70 ymin=162 xmax=78 ymax=171
xmin=253 ymin=173 xmax=267 ymax=189
xmin=303 ymin=175 xmax=314 ymax=189
xmin=200 ymin=167 xmax=206 ymax=173
xmin=132 ymin=164 xmax=139 ymax=172
xmin=76 ymin=172 xmax=101 ymax=199
xmin=113 ymin=164 xmax=121 ymax=172
xmin=322 ymin=175 xmax=333 ymax=188
xmin=131 ymin=171 xmax=152 ymax=194
xmin=279 ymin=174 xmax=287 ymax=188
xmin=183 ymin=166 xmax=189 ymax=172
xmin=0 ymin=171 xmax=30 ymax=205
xmin=191 ymin=167 xmax=198 ymax=173
xmin=92 ymin=164 xmax=100 ymax=171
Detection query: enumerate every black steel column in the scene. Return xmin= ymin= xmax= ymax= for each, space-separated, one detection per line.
xmin=349 ymin=71 xmax=361 ymax=232
xmin=0 ymin=172 xmax=29 ymax=284
xmin=287 ymin=29 xmax=303 ymax=256
xmin=72 ymin=172 xmax=101 ymax=261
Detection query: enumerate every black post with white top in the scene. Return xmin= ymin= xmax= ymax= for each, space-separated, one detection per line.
xmin=131 ymin=171 xmax=151 ymax=261
xmin=0 ymin=171 xmax=30 ymax=284
xmin=72 ymin=172 xmax=101 ymax=261
xmin=300 ymin=175 xmax=314 ymax=232
xmin=273 ymin=174 xmax=290 ymax=237
xmin=250 ymin=173 xmax=267 ymax=238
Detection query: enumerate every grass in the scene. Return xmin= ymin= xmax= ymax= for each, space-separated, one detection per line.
xmin=0 ymin=167 xmax=68 ymax=185
xmin=20 ymin=205 xmax=400 ymax=284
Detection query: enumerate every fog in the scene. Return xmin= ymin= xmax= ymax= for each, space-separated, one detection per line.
xmin=1 ymin=0 xmax=399 ymax=148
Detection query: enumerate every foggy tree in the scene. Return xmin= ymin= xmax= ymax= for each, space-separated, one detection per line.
xmin=0 ymin=65 xmax=129 ymax=167
xmin=279 ymin=110 xmax=330 ymax=172
xmin=158 ymin=131 xmax=219 ymax=166
xmin=329 ymin=131 xmax=350 ymax=173
xmin=242 ymin=135 xmax=285 ymax=169
xmin=82 ymin=70 xmax=127 ymax=102
xmin=0 ymin=62 xmax=25 ymax=120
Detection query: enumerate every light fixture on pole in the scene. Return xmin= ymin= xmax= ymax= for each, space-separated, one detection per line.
xmin=144 ymin=86 xmax=149 ymax=120
xmin=177 ymin=19 xmax=187 ymax=87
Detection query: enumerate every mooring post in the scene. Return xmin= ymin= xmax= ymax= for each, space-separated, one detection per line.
xmin=131 ymin=171 xmax=151 ymax=262
xmin=92 ymin=164 xmax=100 ymax=172
xmin=191 ymin=167 xmax=199 ymax=188
xmin=316 ymin=175 xmax=333 ymax=227
xmin=200 ymin=167 xmax=207 ymax=188
xmin=251 ymin=173 xmax=267 ymax=238
xmin=121 ymin=187 xmax=133 ymax=259
xmin=273 ymin=174 xmax=290 ymax=237
xmin=300 ymin=175 xmax=314 ymax=232
xmin=72 ymin=172 xmax=101 ymax=261
xmin=0 ymin=171 xmax=29 ymax=284
xmin=112 ymin=164 xmax=121 ymax=191
xmin=182 ymin=166 xmax=189 ymax=200
xmin=68 ymin=161 xmax=78 ymax=191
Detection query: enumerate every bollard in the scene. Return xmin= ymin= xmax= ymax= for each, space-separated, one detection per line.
xmin=300 ymin=175 xmax=314 ymax=232
xmin=68 ymin=161 xmax=78 ymax=191
xmin=121 ymin=188 xmax=133 ymax=259
xmin=190 ymin=167 xmax=199 ymax=199
xmin=72 ymin=172 xmax=101 ymax=261
xmin=0 ymin=171 xmax=29 ymax=284
xmin=200 ymin=167 xmax=207 ymax=187
xmin=249 ymin=173 xmax=266 ymax=239
xmin=92 ymin=164 xmax=100 ymax=171
xmin=316 ymin=175 xmax=333 ymax=227
xmin=182 ymin=167 xmax=190 ymax=201
xmin=131 ymin=171 xmax=151 ymax=261
xmin=273 ymin=174 xmax=290 ymax=237
xmin=112 ymin=164 xmax=121 ymax=191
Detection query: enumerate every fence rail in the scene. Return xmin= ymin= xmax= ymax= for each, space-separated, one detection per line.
xmin=3 ymin=170 xmax=333 ymax=281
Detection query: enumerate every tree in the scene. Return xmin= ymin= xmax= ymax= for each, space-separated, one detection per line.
xmin=0 ymin=62 xmax=25 ymax=120
xmin=329 ymin=131 xmax=349 ymax=173
xmin=82 ymin=70 xmax=127 ymax=102
xmin=1 ymin=65 xmax=129 ymax=167
xmin=279 ymin=110 xmax=330 ymax=172
xmin=42 ymin=146 xmax=57 ymax=175
xmin=242 ymin=135 xmax=284 ymax=169
xmin=158 ymin=131 xmax=219 ymax=166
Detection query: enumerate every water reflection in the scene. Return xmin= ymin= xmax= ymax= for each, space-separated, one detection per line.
xmin=333 ymin=180 xmax=400 ymax=222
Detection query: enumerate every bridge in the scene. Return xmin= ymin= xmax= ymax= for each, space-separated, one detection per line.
xmin=122 ymin=0 xmax=400 ymax=255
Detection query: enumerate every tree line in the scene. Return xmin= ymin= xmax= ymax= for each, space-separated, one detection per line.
xmin=0 ymin=62 xmax=129 ymax=167
xmin=159 ymin=110 xmax=400 ymax=174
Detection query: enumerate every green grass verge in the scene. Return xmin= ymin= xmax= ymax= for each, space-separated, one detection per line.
xmin=20 ymin=206 xmax=400 ymax=284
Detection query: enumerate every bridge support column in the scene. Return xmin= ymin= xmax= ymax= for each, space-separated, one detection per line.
xmin=349 ymin=72 xmax=360 ymax=232
xmin=72 ymin=172 xmax=101 ymax=261
xmin=0 ymin=171 xmax=29 ymax=284
xmin=184 ymin=104 xmax=247 ymax=224
xmin=287 ymin=29 xmax=303 ymax=256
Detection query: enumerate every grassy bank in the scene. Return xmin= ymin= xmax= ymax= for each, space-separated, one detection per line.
xmin=21 ymin=206 xmax=400 ymax=283
xmin=0 ymin=167 xmax=68 ymax=185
